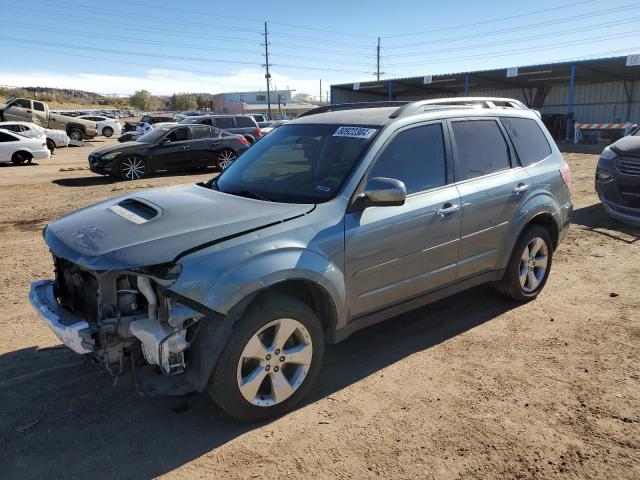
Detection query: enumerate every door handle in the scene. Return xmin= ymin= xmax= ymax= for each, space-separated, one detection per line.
xmin=212 ymin=141 xmax=220 ymax=146
xmin=26 ymin=110 xmax=32 ymax=113
xmin=437 ymin=203 xmax=460 ymax=217
xmin=182 ymin=145 xmax=190 ymax=149
xmin=513 ymin=183 xmax=530 ymax=193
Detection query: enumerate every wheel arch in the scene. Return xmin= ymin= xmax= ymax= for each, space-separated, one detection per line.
xmin=12 ymin=149 xmax=33 ymax=160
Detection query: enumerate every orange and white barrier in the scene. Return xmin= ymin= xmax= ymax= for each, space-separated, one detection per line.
xmin=574 ymin=122 xmax=638 ymax=143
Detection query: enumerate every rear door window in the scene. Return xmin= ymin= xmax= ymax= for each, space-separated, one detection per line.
xmin=368 ymin=123 xmax=447 ymax=194
xmin=235 ymin=117 xmax=255 ymax=128
xmin=33 ymin=102 xmax=45 ymax=112
xmin=191 ymin=125 xmax=212 ymax=139
xmin=500 ymin=117 xmax=552 ymax=167
xmin=451 ymin=120 xmax=511 ymax=182
xmin=0 ymin=131 xmax=18 ymax=142
xmin=12 ymin=99 xmax=31 ymax=109
xmin=166 ymin=127 xmax=189 ymax=142
xmin=214 ymin=117 xmax=235 ymax=129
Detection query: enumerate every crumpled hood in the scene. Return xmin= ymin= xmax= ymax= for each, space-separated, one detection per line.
xmin=612 ymin=135 xmax=640 ymax=157
xmin=44 ymin=184 xmax=313 ymax=270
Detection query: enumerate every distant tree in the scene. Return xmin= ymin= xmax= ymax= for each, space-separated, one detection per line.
xmin=293 ymin=93 xmax=313 ymax=103
xmin=170 ymin=94 xmax=198 ymax=111
xmin=130 ymin=90 xmax=154 ymax=110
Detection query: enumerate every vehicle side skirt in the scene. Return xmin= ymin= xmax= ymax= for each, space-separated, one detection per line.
xmin=331 ymin=269 xmax=504 ymax=343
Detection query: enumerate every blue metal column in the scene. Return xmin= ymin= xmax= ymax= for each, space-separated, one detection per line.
xmin=388 ymin=80 xmax=394 ymax=100
xmin=464 ymin=74 xmax=470 ymax=96
xmin=565 ymin=64 xmax=576 ymax=141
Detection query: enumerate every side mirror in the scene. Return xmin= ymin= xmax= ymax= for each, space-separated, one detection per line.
xmin=350 ymin=177 xmax=407 ymax=212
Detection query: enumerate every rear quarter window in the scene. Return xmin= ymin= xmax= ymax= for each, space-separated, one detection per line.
xmin=500 ymin=117 xmax=552 ymax=167
xmin=235 ymin=117 xmax=256 ymax=128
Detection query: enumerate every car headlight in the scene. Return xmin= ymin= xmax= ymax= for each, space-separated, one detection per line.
xmin=101 ymin=152 xmax=120 ymax=160
xmin=600 ymin=146 xmax=618 ymax=160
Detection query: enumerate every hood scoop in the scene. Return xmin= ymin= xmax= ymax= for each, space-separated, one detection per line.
xmin=108 ymin=199 xmax=161 ymax=224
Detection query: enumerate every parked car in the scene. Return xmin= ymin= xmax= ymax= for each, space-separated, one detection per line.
xmin=118 ymin=121 xmax=175 ymax=143
xmin=79 ymin=115 xmax=122 ymax=138
xmin=0 ymin=98 xmax=98 ymax=141
xmin=0 ymin=129 xmax=50 ymax=164
xmin=261 ymin=119 xmax=288 ymax=135
xmin=249 ymin=114 xmax=272 ymax=128
xmin=0 ymin=121 xmax=69 ymax=153
xmin=595 ymin=125 xmax=640 ymax=225
xmin=29 ymin=98 xmax=571 ymax=422
xmin=123 ymin=114 xmax=176 ymax=133
xmin=179 ymin=114 xmax=262 ymax=143
xmin=88 ymin=123 xmax=249 ymax=179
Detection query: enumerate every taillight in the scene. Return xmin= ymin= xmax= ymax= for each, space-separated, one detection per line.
xmin=256 ymin=128 xmax=262 ymax=137
xmin=560 ymin=162 xmax=571 ymax=188
xmin=239 ymin=137 xmax=249 ymax=145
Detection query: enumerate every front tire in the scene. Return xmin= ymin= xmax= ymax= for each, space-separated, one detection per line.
xmin=119 ymin=155 xmax=146 ymax=180
xmin=216 ymin=149 xmax=237 ymax=170
xmin=496 ymin=225 xmax=553 ymax=302
xmin=103 ymin=126 xmax=114 ymax=138
xmin=209 ymin=295 xmax=325 ymax=422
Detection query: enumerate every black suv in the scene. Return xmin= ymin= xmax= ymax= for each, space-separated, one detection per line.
xmin=596 ymin=125 xmax=640 ymax=225
xmin=180 ymin=114 xmax=262 ymax=143
xmin=89 ymin=124 xmax=249 ymax=180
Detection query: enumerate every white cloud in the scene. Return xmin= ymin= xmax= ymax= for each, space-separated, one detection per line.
xmin=0 ymin=68 xmax=360 ymax=97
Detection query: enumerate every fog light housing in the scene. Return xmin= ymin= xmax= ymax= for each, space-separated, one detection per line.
xmin=596 ymin=171 xmax=613 ymax=182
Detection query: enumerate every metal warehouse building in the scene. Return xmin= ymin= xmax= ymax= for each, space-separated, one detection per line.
xmin=330 ymin=55 xmax=640 ymax=141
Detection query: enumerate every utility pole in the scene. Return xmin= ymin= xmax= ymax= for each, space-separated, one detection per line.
xmin=262 ymin=21 xmax=272 ymax=116
xmin=319 ymin=79 xmax=322 ymax=103
xmin=376 ymin=37 xmax=381 ymax=81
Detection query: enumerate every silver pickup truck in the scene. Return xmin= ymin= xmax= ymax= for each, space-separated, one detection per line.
xmin=0 ymin=98 xmax=98 ymax=141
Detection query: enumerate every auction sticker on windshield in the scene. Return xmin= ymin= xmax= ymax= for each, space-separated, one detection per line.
xmin=333 ymin=126 xmax=377 ymax=139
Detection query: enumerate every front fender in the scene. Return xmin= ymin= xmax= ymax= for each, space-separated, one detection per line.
xmin=170 ymin=246 xmax=347 ymax=323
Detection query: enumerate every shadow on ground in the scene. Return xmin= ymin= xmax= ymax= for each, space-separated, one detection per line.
xmin=53 ymin=168 xmax=217 ymax=187
xmin=1 ymin=285 xmax=517 ymax=479
xmin=572 ymin=203 xmax=639 ymax=244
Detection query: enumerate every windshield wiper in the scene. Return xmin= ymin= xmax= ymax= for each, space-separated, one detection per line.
xmin=232 ymin=189 xmax=273 ymax=202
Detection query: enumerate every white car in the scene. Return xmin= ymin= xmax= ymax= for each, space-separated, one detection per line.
xmin=79 ymin=115 xmax=122 ymax=138
xmin=0 ymin=129 xmax=51 ymax=164
xmin=0 ymin=121 xmax=70 ymax=153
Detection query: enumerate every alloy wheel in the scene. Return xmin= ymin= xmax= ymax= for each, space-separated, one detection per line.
xmin=519 ymin=236 xmax=548 ymax=293
xmin=236 ymin=318 xmax=313 ymax=407
xmin=217 ymin=150 xmax=236 ymax=169
xmin=121 ymin=156 xmax=145 ymax=180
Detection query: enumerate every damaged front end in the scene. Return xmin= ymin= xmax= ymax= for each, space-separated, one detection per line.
xmin=30 ymin=254 xmax=205 ymax=389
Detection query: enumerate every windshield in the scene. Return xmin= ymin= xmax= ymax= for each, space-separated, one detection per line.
xmin=215 ymin=123 xmax=379 ymax=204
xmin=137 ymin=127 xmax=172 ymax=143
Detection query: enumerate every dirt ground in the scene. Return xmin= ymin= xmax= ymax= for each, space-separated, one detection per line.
xmin=0 ymin=137 xmax=638 ymax=480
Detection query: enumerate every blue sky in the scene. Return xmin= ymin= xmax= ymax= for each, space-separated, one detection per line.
xmin=1 ymin=0 xmax=639 ymax=97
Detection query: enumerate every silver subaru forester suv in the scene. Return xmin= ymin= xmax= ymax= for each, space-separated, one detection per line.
xmin=29 ymin=98 xmax=572 ymax=421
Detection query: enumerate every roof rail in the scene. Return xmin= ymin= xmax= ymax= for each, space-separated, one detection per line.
xmin=297 ymin=101 xmax=410 ymax=118
xmin=390 ymin=97 xmax=529 ymax=118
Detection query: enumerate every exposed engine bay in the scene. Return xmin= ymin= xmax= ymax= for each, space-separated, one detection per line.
xmin=52 ymin=254 xmax=204 ymax=378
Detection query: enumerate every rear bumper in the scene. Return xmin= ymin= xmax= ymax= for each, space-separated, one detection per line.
xmin=32 ymin=149 xmax=51 ymax=160
xmin=28 ymin=280 xmax=94 ymax=354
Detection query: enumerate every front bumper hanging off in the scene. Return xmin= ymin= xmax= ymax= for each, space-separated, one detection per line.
xmin=28 ymin=280 xmax=95 ymax=354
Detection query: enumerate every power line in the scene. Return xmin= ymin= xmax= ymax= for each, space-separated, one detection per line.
xmin=384 ymin=1 xmax=640 ymax=49
xmin=385 ymin=15 xmax=640 ymax=58
xmin=383 ymin=0 xmax=595 ymax=38
xmin=386 ymin=29 xmax=640 ymax=68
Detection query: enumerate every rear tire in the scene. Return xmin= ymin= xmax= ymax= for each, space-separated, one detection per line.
xmin=68 ymin=128 xmax=84 ymax=142
xmin=103 ymin=126 xmax=114 ymax=138
xmin=495 ymin=225 xmax=553 ymax=302
xmin=11 ymin=151 xmax=32 ymax=165
xmin=208 ymin=295 xmax=325 ymax=422
xmin=46 ymin=139 xmax=56 ymax=154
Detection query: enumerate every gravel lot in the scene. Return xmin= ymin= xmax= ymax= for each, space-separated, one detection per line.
xmin=0 ymin=138 xmax=638 ymax=480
